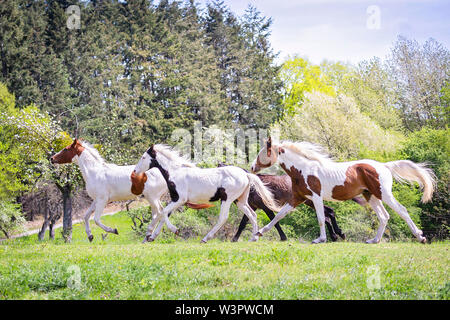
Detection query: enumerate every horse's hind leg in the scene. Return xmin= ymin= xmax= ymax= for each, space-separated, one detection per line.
xmin=237 ymin=203 xmax=260 ymax=242
xmin=93 ymin=198 xmax=118 ymax=235
xmin=202 ymin=200 xmax=232 ymax=243
xmin=366 ymin=197 xmax=390 ymax=244
xmin=232 ymin=214 xmax=249 ymax=242
xmin=382 ymin=193 xmax=426 ymax=243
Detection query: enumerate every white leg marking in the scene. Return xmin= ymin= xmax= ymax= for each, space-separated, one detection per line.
xmin=258 ymin=203 xmax=294 ymax=235
xmin=311 ymin=196 xmax=327 ymax=244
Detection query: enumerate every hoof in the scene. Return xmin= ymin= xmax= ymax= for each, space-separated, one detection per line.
xmin=201 ymin=239 xmax=207 ymax=244
xmin=280 ymin=237 xmax=288 ymax=241
xmin=231 ymin=237 xmax=238 ymax=242
xmin=256 ymin=231 xmax=263 ymax=237
xmin=420 ymin=237 xmax=427 ymax=244
xmin=312 ymin=237 xmax=326 ymax=244
xmin=365 ymin=238 xmax=379 ymax=244
xmin=113 ymin=228 xmax=119 ymax=235
xmin=174 ymin=229 xmax=180 ymax=236
xmin=340 ymin=233 xmax=346 ymax=240
xmin=88 ymin=235 xmax=94 ymax=242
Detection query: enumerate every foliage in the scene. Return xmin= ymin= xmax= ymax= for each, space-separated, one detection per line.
xmin=0 ymin=201 xmax=25 ymax=238
xmin=274 ymin=92 xmax=404 ymax=160
xmin=387 ymin=36 xmax=450 ymax=130
xmin=401 ymin=127 xmax=450 ymax=239
xmin=279 ymin=56 xmax=335 ymax=114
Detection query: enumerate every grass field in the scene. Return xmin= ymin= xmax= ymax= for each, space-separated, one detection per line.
xmin=0 ymin=211 xmax=448 ymax=300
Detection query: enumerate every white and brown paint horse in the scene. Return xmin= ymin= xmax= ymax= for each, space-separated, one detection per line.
xmin=133 ymin=144 xmax=281 ymax=243
xmin=51 ymin=139 xmax=170 ymax=241
xmin=251 ymin=137 xmax=436 ymax=244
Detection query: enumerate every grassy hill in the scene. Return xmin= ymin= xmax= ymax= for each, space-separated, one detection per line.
xmin=0 ymin=211 xmax=448 ymax=300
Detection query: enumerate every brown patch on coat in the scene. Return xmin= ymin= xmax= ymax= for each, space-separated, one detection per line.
xmin=332 ymin=163 xmax=382 ymax=200
xmin=307 ymin=175 xmax=321 ymax=195
xmin=185 ymin=203 xmax=215 ymax=209
xmin=280 ymin=163 xmax=311 ymax=207
xmin=130 ymin=171 xmax=147 ymax=195
xmin=51 ymin=139 xmax=85 ymax=164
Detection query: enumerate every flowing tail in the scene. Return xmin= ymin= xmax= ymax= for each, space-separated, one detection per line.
xmin=247 ymin=173 xmax=281 ymax=212
xmin=384 ymin=160 xmax=436 ymax=203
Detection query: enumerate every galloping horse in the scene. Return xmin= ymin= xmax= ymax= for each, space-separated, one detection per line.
xmin=133 ymin=144 xmax=280 ymax=243
xmin=51 ymin=139 xmax=169 ymax=241
xmin=251 ymin=137 xmax=435 ymax=244
xmin=216 ymin=163 xmax=348 ymax=242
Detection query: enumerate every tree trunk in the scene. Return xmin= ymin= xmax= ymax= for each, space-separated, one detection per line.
xmin=49 ymin=221 xmax=55 ymax=240
xmin=61 ymin=185 xmax=73 ymax=243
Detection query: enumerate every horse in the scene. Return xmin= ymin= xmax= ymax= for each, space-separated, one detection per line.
xmin=251 ymin=137 xmax=435 ymax=244
xmin=133 ymin=144 xmax=281 ymax=243
xmin=215 ymin=163 xmax=348 ymax=242
xmin=50 ymin=139 xmax=170 ymax=242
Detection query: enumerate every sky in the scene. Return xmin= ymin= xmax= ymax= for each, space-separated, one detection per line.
xmin=196 ymin=0 xmax=450 ymax=64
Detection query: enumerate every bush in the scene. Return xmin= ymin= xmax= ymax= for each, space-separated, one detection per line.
xmin=0 ymin=201 xmax=25 ymax=238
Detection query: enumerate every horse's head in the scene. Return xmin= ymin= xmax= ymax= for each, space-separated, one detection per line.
xmin=133 ymin=145 xmax=157 ymax=175
xmin=50 ymin=139 xmax=85 ymax=164
xmin=251 ymin=137 xmax=278 ymax=173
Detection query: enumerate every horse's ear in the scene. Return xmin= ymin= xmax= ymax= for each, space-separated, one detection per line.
xmin=267 ymin=137 xmax=272 ymax=157
xmin=71 ymin=138 xmax=77 ymax=146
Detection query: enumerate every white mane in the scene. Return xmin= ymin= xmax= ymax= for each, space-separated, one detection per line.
xmin=153 ymin=144 xmax=196 ymax=168
xmin=80 ymin=141 xmax=108 ymax=165
xmin=280 ymin=141 xmax=333 ymax=164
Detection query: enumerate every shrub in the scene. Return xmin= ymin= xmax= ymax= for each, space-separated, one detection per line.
xmin=0 ymin=201 xmax=25 ymax=238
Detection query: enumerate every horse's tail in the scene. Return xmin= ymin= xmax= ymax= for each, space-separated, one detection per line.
xmin=384 ymin=160 xmax=436 ymax=203
xmin=246 ymin=173 xmax=281 ymax=212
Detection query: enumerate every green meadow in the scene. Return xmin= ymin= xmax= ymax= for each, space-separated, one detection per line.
xmin=0 ymin=211 xmax=448 ymax=300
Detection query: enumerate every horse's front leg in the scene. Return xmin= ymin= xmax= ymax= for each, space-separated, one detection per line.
xmin=257 ymin=203 xmax=295 ymax=236
xmin=142 ymin=200 xmax=163 ymax=243
xmin=83 ymin=202 xmax=96 ymax=242
xmin=161 ymin=200 xmax=185 ymax=235
xmin=311 ymin=195 xmax=327 ymax=244
xmin=93 ymin=198 xmax=118 ymax=235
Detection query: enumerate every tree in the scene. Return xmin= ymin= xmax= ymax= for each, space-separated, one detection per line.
xmin=274 ymin=91 xmax=404 ymax=160
xmin=388 ymin=36 xmax=450 ymax=130
xmin=0 ymin=82 xmax=82 ymax=241
xmin=279 ymin=56 xmax=335 ymax=114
